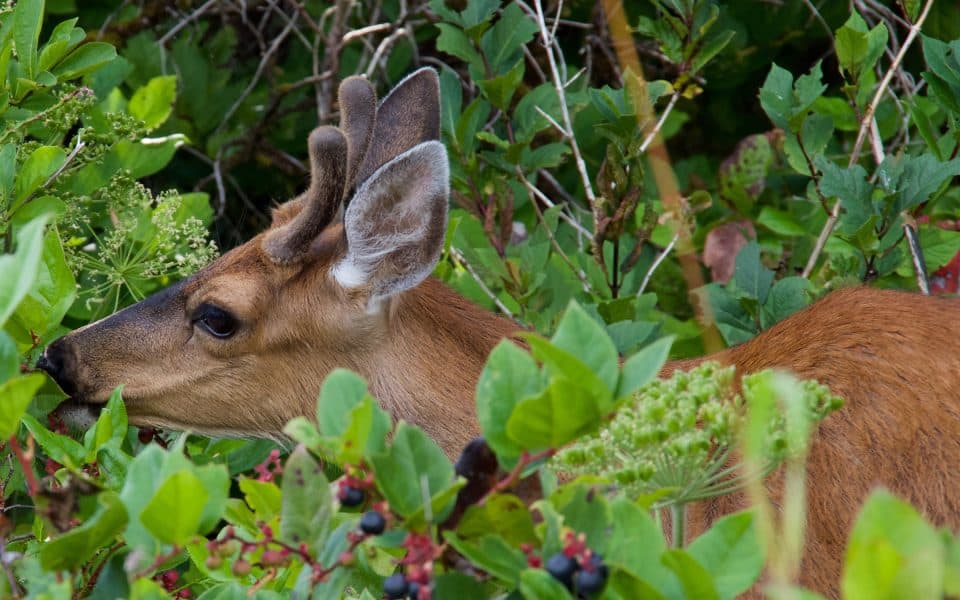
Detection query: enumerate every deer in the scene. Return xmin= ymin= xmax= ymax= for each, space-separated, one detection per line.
xmin=36 ymin=68 xmax=960 ymax=597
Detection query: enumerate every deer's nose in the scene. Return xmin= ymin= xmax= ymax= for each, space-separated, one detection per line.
xmin=37 ymin=341 xmax=77 ymax=396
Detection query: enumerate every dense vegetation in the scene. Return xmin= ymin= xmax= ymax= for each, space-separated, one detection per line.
xmin=1 ymin=0 xmax=959 ymax=598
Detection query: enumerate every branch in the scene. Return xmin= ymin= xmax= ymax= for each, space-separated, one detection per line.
xmin=802 ymin=0 xmax=934 ymax=278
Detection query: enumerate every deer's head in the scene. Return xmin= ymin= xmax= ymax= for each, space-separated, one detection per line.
xmin=38 ymin=70 xmax=465 ymax=441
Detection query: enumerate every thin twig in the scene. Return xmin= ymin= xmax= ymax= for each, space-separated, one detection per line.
xmin=364 ymin=27 xmax=408 ymax=79
xmin=639 ymin=91 xmax=680 ymax=154
xmin=158 ymin=0 xmax=219 ymax=46
xmin=902 ymin=216 xmax=930 ymax=294
xmin=638 ymin=232 xmax=679 ymax=296
xmin=450 ymin=249 xmax=521 ymax=321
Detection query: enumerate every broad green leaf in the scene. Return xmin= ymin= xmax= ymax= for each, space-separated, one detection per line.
xmin=39 ymin=491 xmax=128 ymax=571
xmin=476 ymin=340 xmax=544 ymax=462
xmin=51 ymin=41 xmax=117 ymax=79
xmin=918 ymin=227 xmax=960 ymax=271
xmin=435 ymin=24 xmax=483 ymax=72
xmin=733 ymin=241 xmax=773 ymax=304
xmin=835 ymin=12 xmax=887 ymax=81
xmin=8 ymin=224 xmax=76 ymax=343
xmin=695 ymin=284 xmax=756 ymax=345
xmin=757 ymin=207 xmax=806 ymax=237
xmin=760 ymin=277 xmax=811 ymax=330
xmin=83 ymin=386 xmax=126 ymax=457
xmin=280 ymin=445 xmax=331 ymax=551
xmin=784 ymin=114 xmax=833 ymax=176
xmin=477 ymin=60 xmax=524 ymax=110
xmin=618 ymin=336 xmax=673 ymax=400
xmin=661 ymin=549 xmax=721 ymax=600
xmin=432 ymin=573 xmax=487 ymax=599
xmin=13 ymin=146 xmax=65 ymax=207
xmin=316 ymin=369 xmax=368 ymax=437
xmin=505 ymin=377 xmax=603 ymax=450
xmin=141 ymin=469 xmax=209 ymax=545
xmin=21 ymin=412 xmax=86 ymax=467
xmin=606 ymin=498 xmax=679 ymax=597
xmin=758 ymin=64 xmax=794 ymax=130
xmin=238 ymin=476 xmax=282 ymax=521
xmin=524 ymin=335 xmax=612 ymax=409
xmin=879 ymin=154 xmax=960 ymax=213
xmin=816 ymin=158 xmax=873 ymax=229
xmin=370 ymin=422 xmax=455 ymax=518
xmin=687 ymin=511 xmax=764 ymax=600
xmin=551 ymin=301 xmax=620 ymax=393
xmin=0 ymin=144 xmax=15 ymax=204
xmin=842 ymin=489 xmax=945 ymax=600
xmin=456 ymin=493 xmax=536 ymax=546
xmin=691 ymin=30 xmax=735 ymax=75
xmin=479 ymin=2 xmax=538 ymax=73
xmin=128 ymin=75 xmax=177 ymax=131
xmin=518 ymin=567 xmax=574 ymax=599
xmin=37 ymin=18 xmax=84 ymax=72
xmin=443 ymin=532 xmax=527 ymax=584
xmin=0 ymin=331 xmax=16 ymax=383
xmin=14 ymin=0 xmax=44 ymax=79
xmin=0 ymin=373 xmax=44 ymax=438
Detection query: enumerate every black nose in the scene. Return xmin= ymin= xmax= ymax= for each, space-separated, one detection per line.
xmin=37 ymin=342 xmax=77 ymax=396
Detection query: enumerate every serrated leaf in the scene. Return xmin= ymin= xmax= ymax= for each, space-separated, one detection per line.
xmin=733 ymin=241 xmax=773 ymax=304
xmin=760 ymin=277 xmax=811 ymax=330
xmin=480 ymin=3 xmax=538 ymax=74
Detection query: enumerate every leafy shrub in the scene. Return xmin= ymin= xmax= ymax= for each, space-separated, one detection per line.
xmin=1 ymin=0 xmax=959 ymax=598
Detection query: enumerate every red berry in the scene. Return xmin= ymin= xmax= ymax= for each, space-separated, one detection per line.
xmin=232 ymin=559 xmax=251 ymax=576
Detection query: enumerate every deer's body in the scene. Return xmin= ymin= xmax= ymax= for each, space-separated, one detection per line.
xmin=38 ymin=70 xmax=960 ymax=597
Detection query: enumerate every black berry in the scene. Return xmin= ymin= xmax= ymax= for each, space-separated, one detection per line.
xmin=545 ymin=553 xmax=578 ymax=588
xmin=574 ymin=566 xmax=607 ymax=596
xmin=340 ymin=485 xmax=365 ymax=507
xmin=383 ymin=574 xmax=408 ymax=599
xmin=407 ymin=581 xmax=420 ymax=599
xmin=583 ymin=553 xmax=608 ymax=578
xmin=360 ymin=510 xmax=387 ymax=535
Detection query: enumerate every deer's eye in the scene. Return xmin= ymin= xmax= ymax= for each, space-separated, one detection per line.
xmin=193 ymin=304 xmax=238 ymax=339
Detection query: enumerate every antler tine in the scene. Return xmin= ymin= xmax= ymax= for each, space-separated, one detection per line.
xmin=263 ymin=126 xmax=348 ymax=265
xmin=337 ymin=76 xmax=377 ymax=196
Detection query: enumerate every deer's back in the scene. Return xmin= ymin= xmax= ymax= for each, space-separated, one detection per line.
xmin=688 ymin=286 xmax=960 ymax=596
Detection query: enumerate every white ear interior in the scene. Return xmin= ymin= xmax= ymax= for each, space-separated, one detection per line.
xmin=332 ymin=141 xmax=449 ymax=301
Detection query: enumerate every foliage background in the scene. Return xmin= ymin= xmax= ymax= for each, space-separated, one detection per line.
xmin=1 ymin=0 xmax=959 ymax=598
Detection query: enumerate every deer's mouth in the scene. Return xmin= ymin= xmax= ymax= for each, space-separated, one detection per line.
xmin=52 ymin=398 xmax=104 ymax=432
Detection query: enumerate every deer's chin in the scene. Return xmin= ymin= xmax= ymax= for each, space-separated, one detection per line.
xmin=52 ymin=398 xmax=103 ymax=432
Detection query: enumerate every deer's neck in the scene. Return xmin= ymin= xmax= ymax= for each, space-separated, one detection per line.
xmin=366 ymin=278 xmax=522 ymax=453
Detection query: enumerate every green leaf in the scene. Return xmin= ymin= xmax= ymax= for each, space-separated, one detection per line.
xmin=13 ymin=0 xmax=44 ymax=79
xmin=432 ymin=573 xmax=487 ymax=599
xmin=316 ymin=369 xmax=368 ymax=437
xmin=879 ymin=154 xmax=960 ymax=213
xmin=443 ymin=532 xmax=527 ymax=584
xmin=691 ymin=30 xmax=735 ymax=75
xmin=618 ymin=336 xmax=673 ymax=400
xmin=760 ymin=277 xmax=811 ymax=330
xmin=918 ymin=227 xmax=960 ymax=271
xmin=0 ymin=144 xmax=15 ymax=204
xmin=0 ymin=373 xmax=44 ymax=438
xmin=39 ymin=491 xmax=128 ymax=571
xmin=661 ymin=549 xmax=721 ymax=600
xmin=477 ymin=60 xmax=524 ymax=110
xmin=524 ymin=335 xmax=612 ymax=409
xmin=695 ymin=284 xmax=756 ymax=346
xmin=128 ymin=75 xmax=178 ymax=131
xmin=21 ymin=412 xmax=86 ymax=467
xmin=238 ymin=477 xmax=282 ymax=521
xmin=141 ymin=469 xmax=209 ymax=545
xmin=518 ymin=567 xmax=574 ymax=599
xmin=687 ymin=511 xmax=764 ymax=600
xmin=816 ymin=158 xmax=873 ymax=229
xmin=8 ymin=224 xmax=76 ymax=343
xmin=834 ymin=13 xmax=885 ymax=82
xmin=476 ymin=341 xmax=544 ymax=462
xmin=51 ymin=41 xmax=116 ymax=79
xmin=758 ymin=63 xmax=794 ymax=130
xmin=551 ymin=301 xmax=620 ymax=393
xmin=757 ymin=207 xmax=806 ymax=236
xmin=506 ymin=377 xmax=603 ymax=450
xmin=785 ymin=114 xmax=833 ymax=176
xmin=280 ymin=445 xmax=331 ymax=551
xmin=733 ymin=241 xmax=773 ymax=304
xmin=83 ymin=386 xmax=127 ymax=456
xmin=14 ymin=145 xmax=66 ymax=207
xmin=0 ymin=331 xmax=17 ymax=383
xmin=605 ymin=498 xmax=678 ymax=597
xmin=480 ymin=3 xmax=538 ymax=74
xmin=435 ymin=24 xmax=483 ymax=73
xmin=37 ymin=18 xmax=84 ymax=73
xmin=370 ymin=422 xmax=455 ymax=518
xmin=842 ymin=489 xmax=945 ymax=600
xmin=456 ymin=493 xmax=536 ymax=546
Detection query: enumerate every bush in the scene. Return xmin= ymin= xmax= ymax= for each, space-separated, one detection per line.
xmin=1 ymin=0 xmax=959 ymax=598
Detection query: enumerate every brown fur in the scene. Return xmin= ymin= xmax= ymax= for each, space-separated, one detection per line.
xmin=39 ymin=70 xmax=960 ymax=598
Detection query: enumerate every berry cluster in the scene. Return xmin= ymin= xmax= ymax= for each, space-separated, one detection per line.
xmin=204 ymin=525 xmax=301 ymax=576
xmin=382 ymin=533 xmax=440 ymax=600
xmin=336 ymin=466 xmax=376 ymax=508
xmin=541 ymin=532 xmax=608 ymax=598
xmin=155 ymin=569 xmax=190 ymax=598
xmin=254 ymin=449 xmax=284 ymax=482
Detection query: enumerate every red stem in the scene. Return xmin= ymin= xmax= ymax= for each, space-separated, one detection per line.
xmin=8 ymin=436 xmax=38 ymax=497
xmin=478 ymin=448 xmax=555 ymax=506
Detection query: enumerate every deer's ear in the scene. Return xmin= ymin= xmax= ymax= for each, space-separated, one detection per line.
xmin=354 ymin=68 xmax=440 ymax=185
xmin=332 ymin=141 xmax=448 ymax=301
